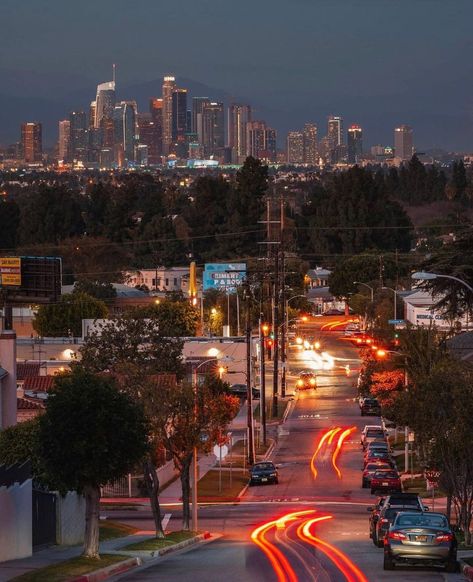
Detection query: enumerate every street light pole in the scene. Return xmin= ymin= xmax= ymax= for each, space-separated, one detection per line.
xmin=382 ymin=286 xmax=398 ymax=321
xmin=353 ymin=281 xmax=374 ymax=302
xmin=259 ymin=317 xmax=267 ymax=446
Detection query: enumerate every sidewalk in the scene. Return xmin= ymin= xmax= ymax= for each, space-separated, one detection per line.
xmin=0 ymin=533 xmax=154 ymax=582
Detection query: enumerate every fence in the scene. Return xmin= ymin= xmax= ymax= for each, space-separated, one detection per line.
xmin=101 ymin=461 xmax=178 ymax=498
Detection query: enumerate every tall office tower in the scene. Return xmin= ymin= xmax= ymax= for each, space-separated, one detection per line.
xmin=394 ymin=125 xmax=413 ymax=161
xmin=303 ymin=123 xmax=318 ymax=165
xmin=347 ymin=124 xmax=363 ymax=164
xmin=286 ymin=131 xmax=304 ymax=164
xmin=162 ymin=75 xmax=176 ymax=155
xmin=171 ymin=88 xmax=188 ymax=157
xmin=192 ymin=97 xmax=210 ymax=142
xmin=21 ymin=122 xmax=42 ymax=163
xmin=95 ymin=81 xmax=116 ymax=129
xmin=327 ymin=115 xmax=344 ymax=148
xmin=113 ymin=101 xmax=138 ymax=164
xmin=69 ymin=111 xmax=88 ymax=161
xmin=58 ymin=120 xmax=71 ymax=161
xmin=138 ymin=113 xmax=158 ymax=165
xmin=149 ymin=98 xmax=163 ymax=163
xmin=201 ymin=102 xmax=225 ymax=157
xmin=247 ymin=121 xmax=277 ymax=162
xmin=228 ymin=104 xmax=252 ymax=164
xmin=89 ymin=101 xmax=97 ymax=129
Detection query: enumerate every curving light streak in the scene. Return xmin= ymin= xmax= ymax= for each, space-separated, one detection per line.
xmin=298 ymin=517 xmax=369 ymax=582
xmin=310 ymin=428 xmax=336 ymax=479
xmin=331 ymin=427 xmax=356 ymax=479
xmin=251 ymin=510 xmax=315 ymax=582
xmin=327 ymin=427 xmax=342 ymax=445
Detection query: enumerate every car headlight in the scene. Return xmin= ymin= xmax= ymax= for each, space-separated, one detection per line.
xmin=309 ymin=378 xmax=316 ymax=385
xmin=297 ymin=380 xmax=303 ymax=386
xmin=270 ymin=472 xmax=277 ymax=477
xmin=314 ymin=341 xmax=321 ymax=350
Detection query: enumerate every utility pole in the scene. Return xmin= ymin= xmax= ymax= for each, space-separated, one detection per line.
xmin=272 ymin=233 xmax=280 ymax=418
xmin=280 ymin=194 xmax=287 ymax=398
xmin=245 ymin=280 xmax=255 ymax=465
xmin=259 ymin=316 xmax=267 ymax=446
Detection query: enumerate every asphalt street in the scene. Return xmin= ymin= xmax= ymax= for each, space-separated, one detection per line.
xmin=113 ymin=319 xmax=466 ymax=582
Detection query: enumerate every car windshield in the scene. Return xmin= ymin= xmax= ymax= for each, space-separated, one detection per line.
xmin=366 ymin=430 xmax=385 ymax=437
xmin=253 ymin=463 xmax=274 ymax=471
xmin=364 ymin=399 xmax=379 ymax=405
xmin=396 ymin=514 xmax=448 ymax=528
xmin=366 ymin=463 xmax=389 ymax=470
xmin=374 ymin=471 xmax=398 ymax=479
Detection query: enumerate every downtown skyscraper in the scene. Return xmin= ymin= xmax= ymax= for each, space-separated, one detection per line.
xmin=162 ymin=76 xmax=176 ymax=155
xmin=21 ymin=122 xmax=42 ymax=163
xmin=394 ymin=125 xmax=414 ymax=161
xmin=228 ymin=104 xmax=252 ymax=164
xmin=347 ymin=124 xmax=363 ymax=163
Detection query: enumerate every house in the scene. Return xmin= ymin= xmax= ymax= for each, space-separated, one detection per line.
xmin=403 ymin=289 xmax=469 ymax=330
xmin=306 ymin=267 xmax=332 ymax=288
xmin=125 ymin=267 xmax=190 ymax=294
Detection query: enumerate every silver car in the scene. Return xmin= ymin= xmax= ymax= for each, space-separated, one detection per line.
xmin=384 ymin=511 xmax=457 ymax=572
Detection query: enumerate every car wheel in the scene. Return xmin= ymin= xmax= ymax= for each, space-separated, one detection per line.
xmin=372 ymin=531 xmax=378 ymax=546
xmin=383 ymin=553 xmax=395 ymax=570
xmin=274 ymin=478 xmax=279 ymax=484
xmin=362 ymin=479 xmax=367 ymax=488
xmin=376 ymin=535 xmax=384 ymax=548
xmin=445 ymin=557 xmax=458 ymax=573
xmin=361 ymin=411 xmax=365 ymax=416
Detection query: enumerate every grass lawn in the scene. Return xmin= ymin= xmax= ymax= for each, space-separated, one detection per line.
xmin=99 ymin=520 xmax=138 ymax=541
xmin=194 ymin=469 xmax=248 ymax=500
xmin=388 ymin=434 xmax=406 ymax=450
xmin=122 ymin=531 xmax=198 ymax=551
xmin=11 ymin=554 xmax=128 ymax=582
xmin=402 ymin=477 xmax=447 ymax=499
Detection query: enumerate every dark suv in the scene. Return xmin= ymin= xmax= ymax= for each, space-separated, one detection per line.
xmin=361 ymin=398 xmax=381 ymax=416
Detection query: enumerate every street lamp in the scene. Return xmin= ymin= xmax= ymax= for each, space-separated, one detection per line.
xmin=191 ymin=355 xmax=233 ymax=531
xmin=382 ymin=286 xmax=398 ymax=321
xmin=353 ymin=281 xmax=374 ymax=302
xmin=412 ymin=272 xmax=473 ymax=294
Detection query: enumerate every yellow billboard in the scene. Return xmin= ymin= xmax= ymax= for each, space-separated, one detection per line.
xmin=0 ymin=257 xmax=21 ymax=286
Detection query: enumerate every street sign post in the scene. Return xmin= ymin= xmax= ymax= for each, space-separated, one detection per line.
xmin=213 ymin=444 xmax=229 ymax=493
xmin=424 ymin=469 xmax=441 ymax=511
xmin=388 ymin=319 xmax=405 ymax=325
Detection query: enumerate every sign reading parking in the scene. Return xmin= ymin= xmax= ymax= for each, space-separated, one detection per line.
xmin=203 ymin=263 xmax=246 ymax=293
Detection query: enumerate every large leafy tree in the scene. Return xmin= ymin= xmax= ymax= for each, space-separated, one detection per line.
xmin=79 ymin=315 xmax=183 ymax=376
xmin=33 ymin=292 xmax=108 ymax=337
xmin=128 ymin=300 xmax=199 ymax=337
xmin=0 ymin=198 xmax=20 ymax=249
xmin=38 ymin=369 xmax=148 ymax=558
xmin=419 ymin=229 xmax=473 ymax=318
xmin=155 ymin=381 xmax=239 ymax=530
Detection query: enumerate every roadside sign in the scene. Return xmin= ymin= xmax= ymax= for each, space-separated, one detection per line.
xmin=408 ymin=431 xmax=415 ymax=442
xmin=203 ymin=263 xmax=246 ymax=293
xmin=426 ymin=480 xmax=438 ymax=490
xmin=213 ymin=444 xmax=229 ymax=459
xmin=0 ymin=257 xmax=21 ymax=287
xmin=388 ymin=319 xmax=405 ymax=325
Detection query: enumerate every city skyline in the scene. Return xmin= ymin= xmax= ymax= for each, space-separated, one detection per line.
xmin=1 ymin=0 xmax=473 ymax=150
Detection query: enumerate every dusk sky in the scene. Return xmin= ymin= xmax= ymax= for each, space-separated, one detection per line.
xmin=1 ymin=0 xmax=473 ymax=149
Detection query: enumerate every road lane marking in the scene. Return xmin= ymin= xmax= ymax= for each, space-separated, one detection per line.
xmin=162 ymin=513 xmax=172 ymax=530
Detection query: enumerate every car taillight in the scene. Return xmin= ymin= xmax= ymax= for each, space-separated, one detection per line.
xmin=380 ymin=519 xmax=389 ymax=523
xmin=435 ymin=533 xmax=453 ymax=542
xmin=388 ymin=531 xmax=407 ymax=541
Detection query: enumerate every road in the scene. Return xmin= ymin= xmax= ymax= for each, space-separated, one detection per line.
xmin=114 ymin=318 xmax=466 ymax=582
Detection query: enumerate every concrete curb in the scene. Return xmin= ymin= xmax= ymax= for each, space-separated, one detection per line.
xmin=157 ymin=532 xmax=211 ymax=556
xmin=237 ymin=483 xmax=249 ymax=499
xmin=263 ymin=439 xmax=276 ymax=460
xmin=282 ymin=399 xmax=294 ymax=424
xmin=71 ymin=557 xmax=141 ymax=582
xmin=460 ymin=559 xmax=473 ymax=580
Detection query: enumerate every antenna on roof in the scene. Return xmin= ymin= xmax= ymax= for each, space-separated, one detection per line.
xmin=112 ymin=63 xmax=116 ymax=84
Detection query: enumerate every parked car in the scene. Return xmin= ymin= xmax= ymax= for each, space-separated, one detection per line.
xmin=364 ymin=440 xmax=391 ymax=454
xmin=361 ymin=398 xmax=381 ymax=416
xmin=361 ymin=425 xmax=387 ymax=449
xmin=362 ymin=462 xmax=393 ymax=488
xmin=370 ymin=469 xmax=402 ymax=495
xmin=229 ymin=384 xmax=259 ymax=399
xmin=249 ymin=462 xmax=279 ymax=486
xmin=296 ymin=371 xmax=317 ymax=390
xmin=368 ymin=493 xmax=426 ymax=545
xmin=364 ymin=451 xmax=395 ymax=468
xmin=372 ymin=505 xmax=423 ymax=547
xmin=384 ymin=512 xmax=457 ymax=572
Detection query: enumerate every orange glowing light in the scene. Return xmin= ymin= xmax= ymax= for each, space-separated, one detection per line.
xmin=376 ymin=349 xmax=387 ymax=358
xmin=310 ymin=428 xmax=336 ymax=479
xmin=251 ymin=511 xmax=315 ymax=582
xmin=331 ymin=427 xmax=356 ymax=479
xmin=298 ymin=517 xmax=369 ymax=582
xmin=327 ymin=427 xmax=342 ymax=445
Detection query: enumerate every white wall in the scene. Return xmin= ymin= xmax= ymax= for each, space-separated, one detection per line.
xmin=0 ymin=480 xmax=32 ymax=562
xmin=156 ymin=460 xmax=178 ymax=489
xmin=56 ymin=492 xmax=85 ymax=546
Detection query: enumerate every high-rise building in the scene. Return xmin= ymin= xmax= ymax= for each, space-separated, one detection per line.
xmin=286 ymin=131 xmax=304 ymax=164
xmin=149 ymin=98 xmax=164 ymax=163
xmin=327 ymin=115 xmax=344 ymax=148
xmin=69 ymin=111 xmax=88 ymax=162
xmin=394 ymin=125 xmax=413 ymax=161
xmin=21 ymin=122 xmax=42 ymax=163
xmin=228 ymin=104 xmax=252 ymax=164
xmin=162 ymin=76 xmax=176 ymax=155
xmin=247 ymin=121 xmax=277 ymax=162
xmin=347 ymin=124 xmax=363 ymax=164
xmin=113 ymin=101 xmax=137 ymax=165
xmin=137 ymin=113 xmax=158 ymax=166
xmin=192 ymin=97 xmax=210 ymax=144
xmin=171 ymin=88 xmax=188 ymax=157
xmin=89 ymin=101 xmax=97 ymax=129
xmin=303 ymin=123 xmax=318 ymax=165
xmin=95 ymin=81 xmax=116 ymax=129
xmin=201 ymin=102 xmax=225 ymax=158
xmin=58 ymin=120 xmax=70 ymax=161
